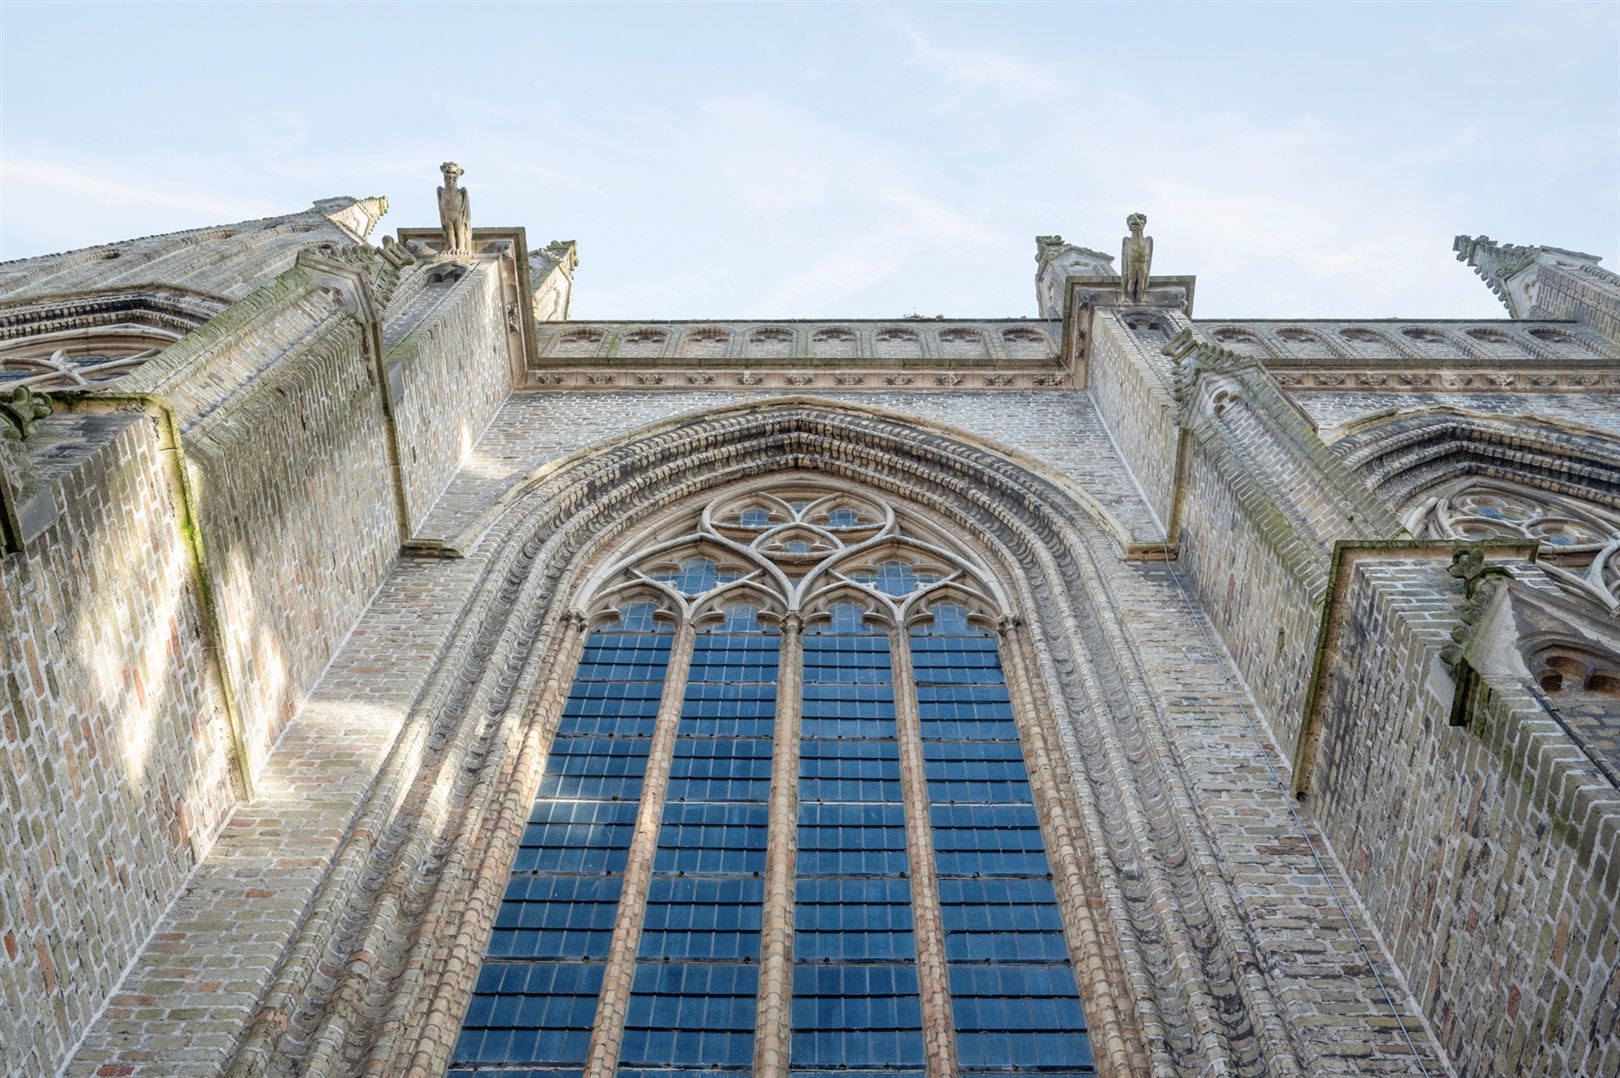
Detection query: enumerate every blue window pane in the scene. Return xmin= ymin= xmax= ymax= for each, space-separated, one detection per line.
xmin=489 ymin=876 xmax=624 ymax=960
xmin=456 ymin=616 xmax=674 ymax=1069
xmin=791 ymin=966 xmax=926 ymax=1067
xmin=452 ymin=963 xmax=605 ymax=1066
xmin=650 ymin=557 xmax=742 ymax=595
xmin=912 ymin=621 xmax=1095 ymax=1073
xmin=848 ymin=558 xmax=941 ymax=596
xmin=950 ymin=966 xmax=1093 ymax=1070
xmin=640 ymin=877 xmax=765 ymax=961
xmin=652 ymin=801 xmax=769 ymax=875
xmin=795 ymin=877 xmax=916 ymax=962
xmin=621 ymin=965 xmax=761 ymax=1067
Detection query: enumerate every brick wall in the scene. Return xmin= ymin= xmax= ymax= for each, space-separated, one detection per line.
xmin=1309 ymin=556 xmax=1620 ymax=1075
xmin=414 ymin=390 xmax=1164 ymax=549
xmin=387 ymin=263 xmax=512 ymax=530
xmin=1086 ymin=312 xmax=1182 ymax=529
xmin=0 ymin=412 xmax=235 ymax=1074
xmin=1173 ymin=420 xmax=1326 ymax=752
xmin=181 ymin=309 xmax=400 ymax=775
xmin=1532 ymin=263 xmax=1620 ymax=342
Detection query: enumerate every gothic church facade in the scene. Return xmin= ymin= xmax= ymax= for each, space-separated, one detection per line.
xmin=2 ymin=177 xmax=1618 ymax=1078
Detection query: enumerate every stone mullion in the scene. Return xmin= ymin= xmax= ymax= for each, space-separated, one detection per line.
xmin=582 ymin=620 xmax=696 ymax=1078
xmin=888 ymin=625 xmax=959 ymax=1078
xmin=998 ymin=620 xmax=1146 ymax=1078
xmin=753 ymin=615 xmax=804 ymax=1078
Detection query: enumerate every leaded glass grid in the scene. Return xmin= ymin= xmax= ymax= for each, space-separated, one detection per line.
xmin=914 ymin=605 xmax=1093 ymax=1074
xmin=793 ymin=607 xmax=923 ymax=1073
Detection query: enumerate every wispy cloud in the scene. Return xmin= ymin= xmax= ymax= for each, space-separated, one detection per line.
xmin=889 ymin=15 xmax=1059 ymax=101
xmin=692 ymin=97 xmax=1007 ymax=313
xmin=2 ymin=156 xmax=283 ymax=220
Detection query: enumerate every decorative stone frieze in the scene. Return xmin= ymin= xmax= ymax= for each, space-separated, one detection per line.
xmin=519 ymin=366 xmax=1068 ymax=391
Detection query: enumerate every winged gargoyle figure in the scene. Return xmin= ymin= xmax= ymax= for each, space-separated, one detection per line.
xmin=438 ymin=161 xmax=472 ymax=258
xmin=1121 ymin=212 xmax=1153 ymax=304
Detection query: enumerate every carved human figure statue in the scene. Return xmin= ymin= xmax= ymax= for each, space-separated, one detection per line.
xmin=438 ymin=161 xmax=472 ymax=257
xmin=1121 ymin=212 xmax=1153 ymax=304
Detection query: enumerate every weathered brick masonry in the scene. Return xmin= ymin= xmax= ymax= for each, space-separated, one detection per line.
xmin=1 ymin=204 xmax=1617 ymax=1078
xmin=0 ymin=410 xmax=235 ymax=1072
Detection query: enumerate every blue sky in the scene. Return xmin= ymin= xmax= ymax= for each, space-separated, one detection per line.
xmin=2 ymin=2 xmax=1616 ymax=319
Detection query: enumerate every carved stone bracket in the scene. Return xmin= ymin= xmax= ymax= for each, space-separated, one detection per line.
xmin=1440 ymin=545 xmax=1513 ymax=672
xmin=1161 ymin=327 xmax=1260 ymax=416
xmin=0 ymin=385 xmax=53 ymax=442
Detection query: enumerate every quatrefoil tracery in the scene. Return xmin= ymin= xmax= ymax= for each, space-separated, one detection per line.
xmin=575 ymin=481 xmax=1010 ymax=629
xmin=1409 ymin=477 xmax=1620 ymax=614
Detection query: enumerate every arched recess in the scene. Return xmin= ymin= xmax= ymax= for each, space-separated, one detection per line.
xmin=1333 ymin=406 xmax=1620 ymax=513
xmin=227 ymin=398 xmax=1314 ymax=1078
xmin=1336 ymin=407 xmax=1620 ymax=615
xmin=0 ymin=284 xmax=226 ymax=388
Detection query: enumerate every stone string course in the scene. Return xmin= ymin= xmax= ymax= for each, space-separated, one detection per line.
xmin=0 ymin=209 xmax=1616 ymax=1078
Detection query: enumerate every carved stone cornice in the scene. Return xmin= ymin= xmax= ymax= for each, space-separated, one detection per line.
xmin=526 ymin=319 xmax=1065 ymax=390
xmin=1190 ymin=317 xmax=1618 ymax=366
xmin=1268 ymin=367 xmax=1620 ymax=391
xmin=533 ymin=318 xmax=1060 ymax=363
xmin=522 ymin=365 xmax=1069 ymax=391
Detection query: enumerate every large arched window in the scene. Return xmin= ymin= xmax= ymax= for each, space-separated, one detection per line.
xmin=449 ymin=481 xmax=1097 ymax=1077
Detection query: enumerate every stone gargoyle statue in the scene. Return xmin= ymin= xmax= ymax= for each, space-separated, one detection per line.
xmin=438 ymin=161 xmax=472 ymax=258
xmin=1122 ymin=212 xmax=1153 ymax=304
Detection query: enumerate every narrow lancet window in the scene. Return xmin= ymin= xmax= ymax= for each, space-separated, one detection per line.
xmin=451 ymin=603 xmax=673 ymax=1073
xmin=620 ymin=603 xmax=779 ymax=1073
xmin=793 ymin=601 xmax=925 ymax=1073
xmin=913 ymin=603 xmax=1093 ymax=1074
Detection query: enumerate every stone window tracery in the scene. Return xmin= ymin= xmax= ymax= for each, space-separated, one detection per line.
xmin=1406 ymin=477 xmax=1620 ymax=614
xmin=450 ymin=481 xmax=1094 ymax=1077
xmin=0 ymin=289 xmax=222 ymax=389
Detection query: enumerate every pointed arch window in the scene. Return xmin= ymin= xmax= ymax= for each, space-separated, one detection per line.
xmin=450 ymin=481 xmax=1096 ymax=1077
